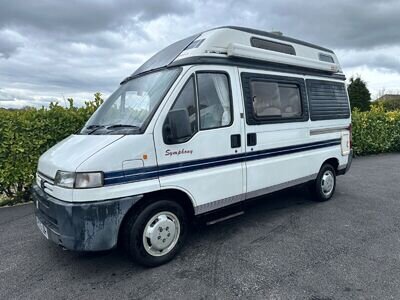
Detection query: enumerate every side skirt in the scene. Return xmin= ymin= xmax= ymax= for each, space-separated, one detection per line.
xmin=194 ymin=174 xmax=317 ymax=215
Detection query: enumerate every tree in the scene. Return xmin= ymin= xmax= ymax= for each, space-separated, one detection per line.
xmin=347 ymin=76 xmax=371 ymax=111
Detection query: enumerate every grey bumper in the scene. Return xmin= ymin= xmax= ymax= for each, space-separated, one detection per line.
xmin=32 ymin=184 xmax=142 ymax=251
xmin=338 ymin=149 xmax=353 ymax=176
xmin=345 ymin=149 xmax=353 ymax=173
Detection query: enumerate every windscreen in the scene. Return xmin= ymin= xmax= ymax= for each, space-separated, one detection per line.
xmin=81 ymin=68 xmax=181 ymax=135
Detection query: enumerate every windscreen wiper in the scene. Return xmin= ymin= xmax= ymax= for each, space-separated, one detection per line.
xmin=85 ymin=125 xmax=105 ymax=134
xmin=85 ymin=124 xmax=139 ymax=135
xmin=106 ymin=124 xmax=140 ymax=130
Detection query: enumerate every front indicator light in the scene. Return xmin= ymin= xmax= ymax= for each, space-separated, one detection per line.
xmin=54 ymin=171 xmax=75 ymax=188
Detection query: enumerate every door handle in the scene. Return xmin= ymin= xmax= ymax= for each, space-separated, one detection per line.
xmin=247 ymin=133 xmax=257 ymax=146
xmin=231 ymin=134 xmax=241 ymax=148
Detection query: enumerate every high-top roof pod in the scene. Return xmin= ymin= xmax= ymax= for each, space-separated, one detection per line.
xmin=124 ymin=26 xmax=343 ymax=83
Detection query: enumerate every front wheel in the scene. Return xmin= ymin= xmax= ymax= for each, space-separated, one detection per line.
xmin=310 ymin=163 xmax=336 ymax=202
xmin=123 ymin=200 xmax=188 ymax=267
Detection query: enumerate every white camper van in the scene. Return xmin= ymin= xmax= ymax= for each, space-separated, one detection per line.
xmin=33 ymin=26 xmax=352 ymax=266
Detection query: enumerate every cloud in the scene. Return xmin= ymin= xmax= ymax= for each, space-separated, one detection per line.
xmin=0 ymin=29 xmax=24 ymax=58
xmin=337 ymin=46 xmax=400 ymax=73
xmin=0 ymin=0 xmax=399 ymax=108
xmin=0 ymin=87 xmax=97 ymax=108
xmin=237 ymin=0 xmax=400 ymax=50
xmin=0 ymin=0 xmax=193 ymax=34
xmin=0 ymin=89 xmax=15 ymax=101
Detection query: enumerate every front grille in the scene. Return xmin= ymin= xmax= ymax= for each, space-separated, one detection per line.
xmin=37 ymin=171 xmax=55 ymax=184
xmin=36 ymin=172 xmax=55 ymax=195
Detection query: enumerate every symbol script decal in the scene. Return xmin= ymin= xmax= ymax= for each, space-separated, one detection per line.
xmin=165 ymin=149 xmax=193 ymax=157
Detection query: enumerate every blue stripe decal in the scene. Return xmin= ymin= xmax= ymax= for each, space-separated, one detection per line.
xmin=103 ymin=138 xmax=341 ymax=185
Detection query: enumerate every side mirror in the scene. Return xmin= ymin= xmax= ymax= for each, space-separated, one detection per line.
xmin=164 ymin=109 xmax=192 ymax=144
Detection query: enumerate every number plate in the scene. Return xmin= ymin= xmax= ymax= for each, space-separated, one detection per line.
xmin=36 ymin=217 xmax=49 ymax=239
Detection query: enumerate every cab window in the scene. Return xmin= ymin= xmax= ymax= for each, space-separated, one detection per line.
xmin=163 ymin=72 xmax=233 ymax=144
xmin=163 ymin=76 xmax=197 ymax=144
xmin=197 ymin=73 xmax=232 ymax=130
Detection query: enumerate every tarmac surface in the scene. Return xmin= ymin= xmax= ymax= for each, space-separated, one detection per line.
xmin=1 ymin=154 xmax=400 ymax=299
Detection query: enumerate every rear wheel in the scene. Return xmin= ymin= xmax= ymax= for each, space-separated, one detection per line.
xmin=310 ymin=163 xmax=336 ymax=202
xmin=123 ymin=200 xmax=188 ymax=267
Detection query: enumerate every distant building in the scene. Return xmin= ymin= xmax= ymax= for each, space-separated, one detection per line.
xmin=375 ymin=94 xmax=400 ymax=110
xmin=376 ymin=94 xmax=400 ymax=102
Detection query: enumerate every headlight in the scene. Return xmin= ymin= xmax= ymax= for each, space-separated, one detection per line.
xmin=75 ymin=172 xmax=104 ymax=188
xmin=54 ymin=171 xmax=104 ymax=188
xmin=54 ymin=171 xmax=75 ymax=188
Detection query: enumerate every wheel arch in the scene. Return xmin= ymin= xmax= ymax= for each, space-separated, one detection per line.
xmin=117 ymin=187 xmax=196 ymax=245
xmin=322 ymin=157 xmax=339 ymax=173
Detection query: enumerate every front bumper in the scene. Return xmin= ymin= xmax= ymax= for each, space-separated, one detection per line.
xmin=32 ymin=184 xmax=142 ymax=251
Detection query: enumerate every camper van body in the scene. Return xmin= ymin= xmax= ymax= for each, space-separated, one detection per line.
xmin=33 ymin=27 xmax=352 ymax=266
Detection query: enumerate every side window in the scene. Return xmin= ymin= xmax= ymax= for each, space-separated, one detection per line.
xmin=251 ymin=82 xmax=280 ymax=117
xmin=197 ymin=73 xmax=232 ymax=130
xmin=319 ymin=53 xmax=335 ymax=63
xmin=250 ymin=81 xmax=302 ymax=119
xmin=251 ymin=37 xmax=296 ymax=55
xmin=307 ymin=79 xmax=350 ymax=121
xmin=163 ymin=76 xmax=197 ymax=144
xmin=279 ymin=84 xmax=302 ymax=118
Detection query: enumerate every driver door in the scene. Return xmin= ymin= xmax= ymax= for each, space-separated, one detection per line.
xmin=153 ymin=66 xmax=245 ymax=214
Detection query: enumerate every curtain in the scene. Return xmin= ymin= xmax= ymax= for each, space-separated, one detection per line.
xmin=211 ymin=74 xmax=231 ymax=125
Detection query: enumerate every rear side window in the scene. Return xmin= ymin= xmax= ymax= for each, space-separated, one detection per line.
xmin=251 ymin=37 xmax=296 ymax=55
xmin=241 ymin=72 xmax=308 ymax=125
xmin=251 ymin=81 xmax=302 ymax=118
xmin=306 ymin=79 xmax=350 ymax=121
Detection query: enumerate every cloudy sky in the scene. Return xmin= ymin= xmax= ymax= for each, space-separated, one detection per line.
xmin=1 ymin=0 xmax=400 ymax=108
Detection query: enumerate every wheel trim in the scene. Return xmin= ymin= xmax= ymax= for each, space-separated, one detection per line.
xmin=321 ymin=170 xmax=335 ymax=196
xmin=142 ymin=211 xmax=180 ymax=257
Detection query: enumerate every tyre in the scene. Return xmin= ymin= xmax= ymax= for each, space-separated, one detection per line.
xmin=123 ymin=200 xmax=188 ymax=267
xmin=310 ymin=163 xmax=336 ymax=202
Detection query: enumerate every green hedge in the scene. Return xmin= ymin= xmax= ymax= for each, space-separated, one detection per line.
xmin=352 ymin=104 xmax=400 ymax=155
xmin=0 ymin=93 xmax=103 ymax=204
xmin=0 ymin=96 xmax=399 ymax=206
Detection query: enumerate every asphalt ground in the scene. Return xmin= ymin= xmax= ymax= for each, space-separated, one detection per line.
xmin=1 ymin=154 xmax=400 ymax=299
